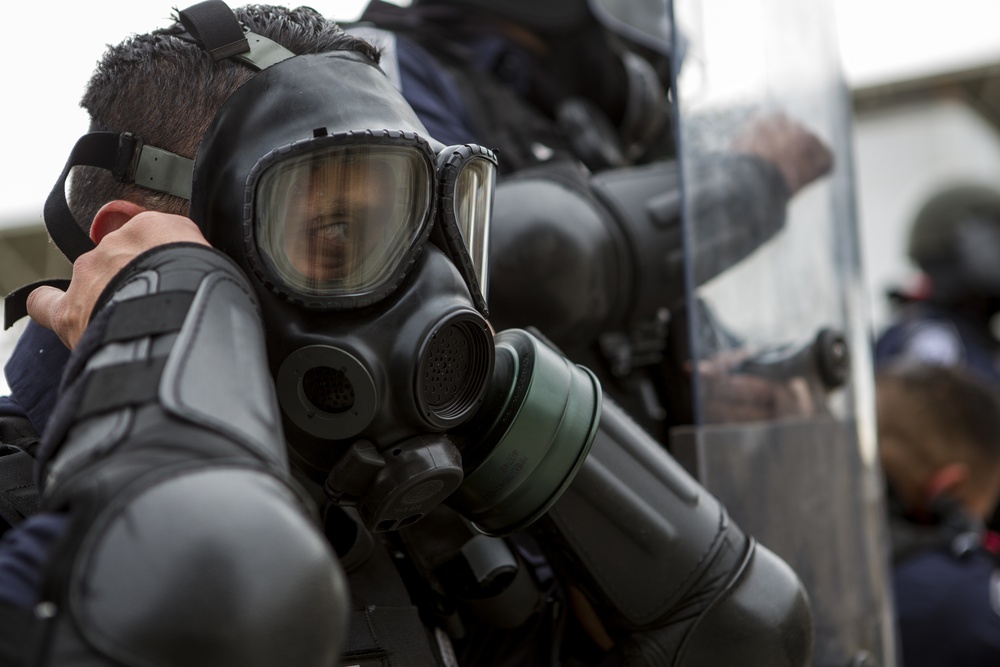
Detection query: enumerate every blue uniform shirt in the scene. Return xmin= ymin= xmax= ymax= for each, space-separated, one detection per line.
xmin=0 ymin=322 xmax=72 ymax=608
xmin=875 ymin=302 xmax=1000 ymax=388
xmin=894 ymin=545 xmax=1000 ymax=666
xmin=1 ymin=321 xmax=71 ymax=431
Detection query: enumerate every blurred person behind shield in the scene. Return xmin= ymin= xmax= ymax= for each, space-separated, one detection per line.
xmin=876 ymin=361 xmax=1000 ymax=667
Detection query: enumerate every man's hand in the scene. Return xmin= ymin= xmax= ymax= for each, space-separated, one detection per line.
xmin=731 ymin=112 xmax=834 ymax=196
xmin=27 ymin=211 xmax=210 ymax=349
xmin=694 ymin=351 xmax=817 ymax=424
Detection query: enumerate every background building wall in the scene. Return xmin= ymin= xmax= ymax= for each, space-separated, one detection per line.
xmin=854 ymin=93 xmax=1000 ymax=332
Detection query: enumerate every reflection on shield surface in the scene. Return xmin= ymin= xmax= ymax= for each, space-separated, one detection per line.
xmin=667 ymin=0 xmax=897 ymax=664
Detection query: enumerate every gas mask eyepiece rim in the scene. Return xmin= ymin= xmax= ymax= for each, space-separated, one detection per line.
xmin=434 ymin=144 xmax=499 ymax=316
xmin=246 ymin=130 xmax=439 ymax=311
xmin=243 ymin=131 xmax=499 ymax=317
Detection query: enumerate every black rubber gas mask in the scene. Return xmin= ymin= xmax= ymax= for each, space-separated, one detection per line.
xmin=192 ymin=47 xmax=499 ymax=497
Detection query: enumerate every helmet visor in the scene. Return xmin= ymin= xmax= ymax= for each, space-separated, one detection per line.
xmin=590 ymin=0 xmax=672 ymax=56
xmin=256 ymin=143 xmax=432 ymax=298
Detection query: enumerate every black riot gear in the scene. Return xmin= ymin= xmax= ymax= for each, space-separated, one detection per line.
xmin=370 ymin=0 xmax=673 ymax=172
xmin=20 ymin=244 xmax=349 ymax=667
xmin=23 ymin=6 xmax=509 ymax=531
xmin=356 ymin=0 xmax=887 ymax=661
xmin=0 ymin=3 xmax=817 ymax=665
xmin=906 ymin=183 xmax=1000 ymax=304
xmin=410 ymin=0 xmax=672 ymax=57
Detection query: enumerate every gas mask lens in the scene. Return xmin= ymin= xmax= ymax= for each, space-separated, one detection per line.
xmin=256 ymin=143 xmax=433 ymax=298
xmin=437 ymin=145 xmax=498 ymax=310
xmin=454 ymin=156 xmax=496 ymax=298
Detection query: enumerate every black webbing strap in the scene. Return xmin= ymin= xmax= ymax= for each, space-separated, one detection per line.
xmin=0 ymin=414 xmax=41 ymax=529
xmin=339 ymin=543 xmax=443 ymax=666
xmin=342 ymin=606 xmax=441 ymax=667
xmin=76 ymin=357 xmax=169 ymax=422
xmin=0 ymin=415 xmax=38 ymax=446
xmin=39 ymin=128 xmax=194 ymax=267
xmin=5 ymin=284 xmax=196 ymax=336
xmin=0 ymin=600 xmax=35 ymax=665
xmin=178 ymin=0 xmax=250 ymax=61
xmin=4 ymin=279 xmax=71 ymax=330
xmin=102 ymin=292 xmax=195 ymax=345
xmin=43 ymin=132 xmax=141 ymax=263
xmin=0 ymin=447 xmax=40 ymax=530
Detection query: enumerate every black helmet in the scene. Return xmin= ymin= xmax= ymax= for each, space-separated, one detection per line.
xmin=412 ymin=0 xmax=670 ymax=54
xmin=414 ymin=0 xmax=592 ymax=32
xmin=908 ymin=183 xmax=1000 ymax=301
xmin=403 ymin=0 xmax=672 ymax=167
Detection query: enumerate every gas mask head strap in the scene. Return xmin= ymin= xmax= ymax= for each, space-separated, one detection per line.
xmin=5 ymin=1 xmax=296 ymax=328
xmin=5 ymin=133 xmax=199 ymax=329
xmin=176 ymin=0 xmax=295 ymax=71
xmin=39 ymin=1 xmax=295 ymax=267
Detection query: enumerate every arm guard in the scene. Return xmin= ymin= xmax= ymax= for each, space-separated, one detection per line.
xmin=535 ymin=395 xmax=813 ymax=666
xmin=448 ymin=329 xmax=813 ymax=665
xmin=31 ymin=244 xmax=348 ymax=667
xmin=487 ymin=156 xmax=789 ymax=359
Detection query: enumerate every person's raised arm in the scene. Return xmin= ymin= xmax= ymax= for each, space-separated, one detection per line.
xmin=18 ymin=214 xmax=349 ymax=666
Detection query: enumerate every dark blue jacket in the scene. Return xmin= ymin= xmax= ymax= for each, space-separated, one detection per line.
xmin=875 ymin=301 xmax=1000 ymax=388
xmin=894 ymin=544 xmax=1000 ymax=666
xmin=0 ymin=323 xmax=71 ymax=608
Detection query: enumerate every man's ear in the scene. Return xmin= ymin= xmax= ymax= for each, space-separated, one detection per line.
xmin=923 ymin=462 xmax=969 ymax=504
xmin=90 ymin=200 xmax=148 ymax=244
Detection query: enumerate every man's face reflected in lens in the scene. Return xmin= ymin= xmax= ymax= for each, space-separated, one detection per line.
xmin=282 ymin=158 xmax=395 ymax=284
xmin=256 ymin=143 xmax=431 ymax=298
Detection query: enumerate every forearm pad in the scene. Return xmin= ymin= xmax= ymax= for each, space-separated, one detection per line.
xmin=33 ymin=244 xmax=348 ymax=667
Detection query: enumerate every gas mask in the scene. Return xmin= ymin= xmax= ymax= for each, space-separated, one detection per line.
xmin=189 ymin=45 xmax=503 ymax=528
xmin=15 ymin=1 xmax=601 ymax=535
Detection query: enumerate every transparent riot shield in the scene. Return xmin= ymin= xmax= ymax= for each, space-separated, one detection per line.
xmin=666 ymin=1 xmax=897 ymax=665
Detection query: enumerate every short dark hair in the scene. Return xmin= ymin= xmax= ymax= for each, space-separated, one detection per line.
xmin=876 ymin=362 xmax=1000 ymax=494
xmin=70 ymin=4 xmax=380 ymax=228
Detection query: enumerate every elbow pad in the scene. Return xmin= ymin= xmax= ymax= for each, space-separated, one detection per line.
xmin=652 ymin=540 xmax=814 ymax=667
xmin=445 ymin=329 xmax=811 ymax=664
xmin=487 ymin=162 xmax=632 ymax=347
xmin=533 ymin=396 xmax=813 ymax=666
xmin=33 ymin=244 xmax=348 ymax=667
xmin=488 ymin=157 xmax=789 ymax=369
xmin=487 ymin=160 xmax=681 ymax=375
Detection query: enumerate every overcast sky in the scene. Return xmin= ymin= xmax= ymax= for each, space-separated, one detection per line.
xmin=3 ymin=0 xmax=1000 ymax=226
